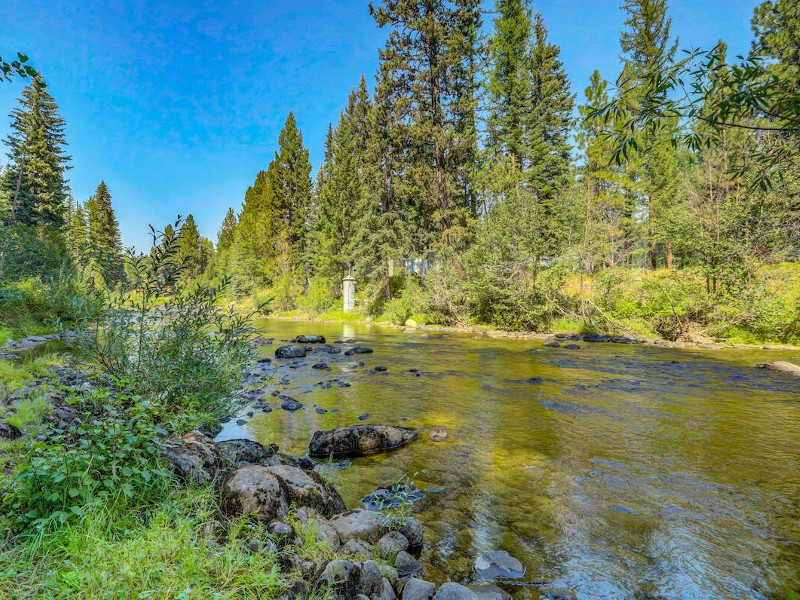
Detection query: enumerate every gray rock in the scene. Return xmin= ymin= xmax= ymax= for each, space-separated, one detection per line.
xmin=329 ymin=509 xmax=390 ymax=544
xmin=0 ymin=421 xmax=23 ymax=440
xmin=433 ymin=583 xmax=478 ymax=600
xmin=294 ymin=334 xmax=326 ymax=344
xmin=315 ymin=517 xmax=342 ymax=549
xmin=402 ymin=579 xmax=437 ymax=600
xmin=341 ymin=538 xmax=375 ymax=560
xmin=468 ymin=586 xmax=512 ymax=600
xmin=359 ymin=560 xmax=383 ymax=597
xmin=319 ymin=559 xmax=362 ymax=600
xmin=394 ymin=551 xmax=422 ymax=577
xmin=161 ymin=431 xmax=222 ymax=484
xmin=473 ymin=550 xmax=525 ymax=579
xmin=399 ymin=518 xmax=424 ymax=547
xmin=430 ymin=428 xmax=448 ymax=442
xmin=262 ymin=463 xmax=346 ymax=517
xmin=218 ymin=438 xmax=273 ymax=465
xmin=758 ymin=361 xmax=800 ymax=377
xmin=373 ymin=578 xmax=397 ymax=600
xmin=221 ymin=465 xmax=289 ymax=521
xmin=275 ymin=345 xmax=308 ymax=359
xmin=377 ymin=531 xmax=409 ymax=559
xmin=379 ymin=565 xmax=400 ymax=590
xmin=344 ymin=346 xmax=374 ymax=355
xmin=309 ymin=425 xmax=419 ymax=458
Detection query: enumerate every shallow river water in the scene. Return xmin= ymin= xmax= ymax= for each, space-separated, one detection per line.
xmin=216 ymin=319 xmax=800 ymax=599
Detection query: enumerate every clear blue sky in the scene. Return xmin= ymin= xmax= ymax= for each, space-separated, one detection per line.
xmin=0 ymin=0 xmax=760 ymax=249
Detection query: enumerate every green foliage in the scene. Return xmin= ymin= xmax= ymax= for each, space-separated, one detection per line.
xmin=5 ymin=394 xmax=169 ymax=529
xmin=84 ymin=181 xmax=124 ymax=288
xmin=66 ymin=221 xmax=258 ymax=431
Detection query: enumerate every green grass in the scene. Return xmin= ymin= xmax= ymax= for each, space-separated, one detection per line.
xmin=0 ymin=488 xmax=286 ymax=600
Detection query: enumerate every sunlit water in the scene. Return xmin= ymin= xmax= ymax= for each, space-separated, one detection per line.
xmin=216 ymin=319 xmax=800 ymax=599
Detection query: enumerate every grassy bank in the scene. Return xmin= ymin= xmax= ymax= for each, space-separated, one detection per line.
xmin=239 ymin=263 xmax=800 ymax=348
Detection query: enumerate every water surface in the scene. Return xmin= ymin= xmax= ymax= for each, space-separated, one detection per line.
xmin=217 ymin=319 xmax=800 ymax=599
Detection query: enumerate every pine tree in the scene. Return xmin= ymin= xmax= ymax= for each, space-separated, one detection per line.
xmin=272 ymin=112 xmax=313 ymax=277
xmin=66 ymin=199 xmax=89 ymax=269
xmin=217 ymin=207 xmax=237 ymax=253
xmin=312 ymin=78 xmax=372 ymax=279
xmin=2 ymin=77 xmax=70 ymax=228
xmin=86 ymin=181 xmax=124 ymax=287
xmin=176 ymin=214 xmax=212 ymax=282
xmin=617 ymin=0 xmax=681 ymax=269
xmin=485 ymin=0 xmax=533 ymax=163
xmin=370 ymin=0 xmax=484 ymax=249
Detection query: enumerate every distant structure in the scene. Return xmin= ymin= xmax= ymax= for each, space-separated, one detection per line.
xmin=342 ymin=275 xmax=356 ymax=312
xmin=390 ymin=254 xmax=435 ymax=277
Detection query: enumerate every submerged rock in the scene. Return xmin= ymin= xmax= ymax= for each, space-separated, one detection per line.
xmin=474 ymin=550 xmax=525 ymax=579
xmin=281 ymin=397 xmax=304 ymax=411
xmin=309 ymin=425 xmax=419 ymax=458
xmin=468 ymin=586 xmax=512 ymax=600
xmin=362 ymin=483 xmax=425 ymax=510
xmin=275 ymin=345 xmax=308 ymax=359
xmin=430 ymin=428 xmax=448 ymax=442
xmin=345 ymin=346 xmax=374 ymax=355
xmin=757 ymin=361 xmax=800 ymax=377
xmin=544 ymin=342 xmax=560 ymax=348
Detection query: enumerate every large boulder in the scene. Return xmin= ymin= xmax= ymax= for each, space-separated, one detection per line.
xmin=262 ymin=464 xmax=346 ymax=517
xmin=758 ymin=361 xmax=800 ymax=377
xmin=221 ymin=464 xmax=290 ymax=521
xmin=309 ymin=425 xmax=419 ymax=458
xmin=275 ymin=345 xmax=308 ymax=359
xmin=162 ymin=431 xmax=222 ymax=483
xmin=329 ymin=509 xmax=390 ymax=544
xmin=294 ymin=334 xmax=326 ymax=344
xmin=218 ymin=438 xmax=274 ymax=465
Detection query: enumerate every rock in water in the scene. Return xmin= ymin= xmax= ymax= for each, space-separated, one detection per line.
xmin=757 ymin=361 xmax=800 ymax=377
xmin=275 ymin=345 xmax=308 ymax=359
xmin=309 ymin=425 xmax=419 ymax=458
xmin=474 ymin=550 xmax=525 ymax=579
xmin=344 ymin=346 xmax=374 ymax=355
xmin=430 ymin=428 xmax=448 ymax=442
xmin=281 ymin=398 xmax=303 ymax=411
xmin=468 ymin=586 xmax=512 ymax=600
xmin=294 ymin=334 xmax=326 ymax=343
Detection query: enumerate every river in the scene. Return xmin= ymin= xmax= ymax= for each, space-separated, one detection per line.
xmin=216 ymin=318 xmax=800 ymax=599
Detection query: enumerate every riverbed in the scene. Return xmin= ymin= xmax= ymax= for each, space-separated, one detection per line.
xmin=216 ymin=319 xmax=800 ymax=599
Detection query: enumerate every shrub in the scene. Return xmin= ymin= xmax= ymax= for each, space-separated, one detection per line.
xmin=5 ymin=392 xmax=169 ymax=529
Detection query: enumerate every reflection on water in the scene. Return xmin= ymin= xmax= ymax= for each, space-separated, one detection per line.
xmin=216 ymin=319 xmax=800 ymax=599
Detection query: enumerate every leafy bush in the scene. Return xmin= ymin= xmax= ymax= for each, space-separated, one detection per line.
xmin=66 ymin=223 xmax=259 ymax=431
xmin=5 ymin=392 xmax=169 ymax=529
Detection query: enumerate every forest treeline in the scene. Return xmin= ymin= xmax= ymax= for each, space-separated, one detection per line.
xmin=1 ymin=0 xmax=799 ymax=344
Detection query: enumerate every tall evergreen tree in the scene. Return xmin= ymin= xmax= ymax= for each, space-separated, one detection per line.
xmin=2 ymin=77 xmax=70 ymax=228
xmin=176 ymin=214 xmax=212 ymax=282
xmin=66 ymin=198 xmax=89 ymax=269
xmin=272 ymin=112 xmax=313 ymax=277
xmin=86 ymin=181 xmax=124 ymax=287
xmin=617 ymin=0 xmax=681 ymax=268
xmin=217 ymin=207 xmax=237 ymax=253
xmin=370 ymin=0 xmax=483 ymax=249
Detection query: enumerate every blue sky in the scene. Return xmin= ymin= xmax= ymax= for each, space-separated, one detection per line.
xmin=1 ymin=0 xmax=760 ymax=249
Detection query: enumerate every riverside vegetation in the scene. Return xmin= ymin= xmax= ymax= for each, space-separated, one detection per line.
xmin=0 ymin=0 xmax=799 ymax=598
